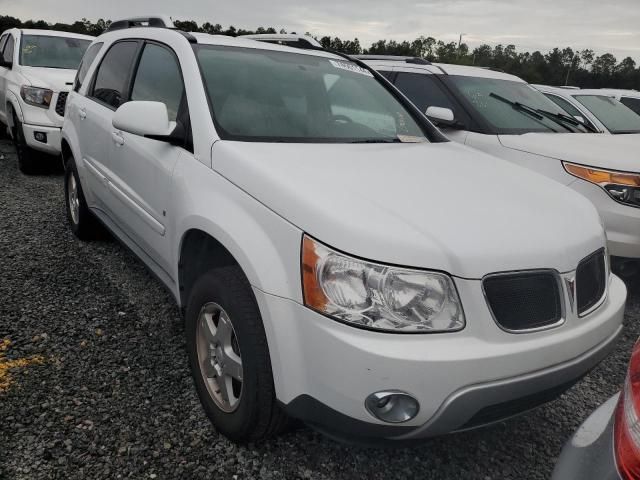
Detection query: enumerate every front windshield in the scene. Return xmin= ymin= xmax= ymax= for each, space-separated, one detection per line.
xmin=573 ymin=95 xmax=640 ymax=134
xmin=20 ymin=35 xmax=91 ymax=69
xmin=195 ymin=45 xmax=429 ymax=143
xmin=449 ymin=75 xmax=588 ymax=134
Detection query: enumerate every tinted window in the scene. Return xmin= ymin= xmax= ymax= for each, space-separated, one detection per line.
xmin=544 ymin=94 xmax=582 ymax=117
xmin=574 ymin=95 xmax=640 ymax=134
xmin=196 ymin=46 xmax=428 ymax=143
xmin=3 ymin=36 xmax=14 ymax=64
xmin=74 ymin=42 xmax=103 ymax=92
xmin=19 ymin=35 xmax=90 ymax=69
xmin=131 ymin=43 xmax=184 ymax=121
xmin=621 ymin=97 xmax=640 ymax=116
xmin=91 ymin=41 xmax=138 ymax=109
xmin=394 ymin=72 xmax=457 ymax=114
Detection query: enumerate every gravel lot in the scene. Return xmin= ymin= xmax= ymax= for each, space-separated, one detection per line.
xmin=0 ymin=137 xmax=639 ymax=480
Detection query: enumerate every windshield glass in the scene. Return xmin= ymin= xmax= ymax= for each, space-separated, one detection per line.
xmin=448 ymin=75 xmax=588 ymax=134
xmin=20 ymin=35 xmax=91 ymax=69
xmin=195 ymin=45 xmax=429 ymax=143
xmin=573 ymin=95 xmax=640 ymax=134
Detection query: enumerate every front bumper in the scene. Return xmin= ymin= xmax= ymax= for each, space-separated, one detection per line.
xmin=254 ymin=274 xmax=626 ymax=441
xmin=22 ymin=123 xmax=62 ymax=155
xmin=569 ymin=178 xmax=640 ymax=258
xmin=552 ymin=394 xmax=620 ymax=480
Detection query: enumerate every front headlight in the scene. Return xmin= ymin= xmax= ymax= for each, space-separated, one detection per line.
xmin=301 ymin=235 xmax=465 ymax=333
xmin=564 ymin=162 xmax=640 ymax=208
xmin=20 ymin=86 xmax=53 ymax=108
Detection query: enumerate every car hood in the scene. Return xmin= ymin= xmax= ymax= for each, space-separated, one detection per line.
xmin=19 ymin=67 xmax=75 ymax=93
xmin=212 ymin=141 xmax=605 ymax=279
xmin=499 ymin=132 xmax=640 ymax=173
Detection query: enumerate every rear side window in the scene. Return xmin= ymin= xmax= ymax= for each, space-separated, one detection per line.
xmin=90 ymin=41 xmax=139 ymax=109
xmin=3 ymin=36 xmax=14 ymax=64
xmin=130 ymin=43 xmax=184 ymax=122
xmin=394 ymin=73 xmax=456 ymax=114
xmin=621 ymin=97 xmax=640 ymax=116
xmin=74 ymin=42 xmax=104 ymax=92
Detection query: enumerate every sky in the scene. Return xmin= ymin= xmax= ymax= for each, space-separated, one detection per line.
xmin=3 ymin=0 xmax=640 ymax=62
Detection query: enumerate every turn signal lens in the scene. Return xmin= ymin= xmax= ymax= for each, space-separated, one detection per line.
xmin=564 ymin=162 xmax=640 ymax=208
xmin=614 ymin=340 xmax=640 ymax=479
xmin=301 ymin=235 xmax=465 ymax=333
xmin=564 ymin=163 xmax=640 ymax=187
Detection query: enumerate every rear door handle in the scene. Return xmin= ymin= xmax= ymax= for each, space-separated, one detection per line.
xmin=111 ymin=132 xmax=125 ymax=146
xmin=78 ymin=108 xmax=86 ymax=120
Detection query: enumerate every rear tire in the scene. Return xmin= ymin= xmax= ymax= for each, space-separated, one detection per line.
xmin=64 ymin=154 xmax=102 ymax=240
xmin=11 ymin=110 xmax=39 ymax=175
xmin=186 ymin=266 xmax=290 ymax=442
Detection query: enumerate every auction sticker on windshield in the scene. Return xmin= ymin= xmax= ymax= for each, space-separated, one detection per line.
xmin=329 ymin=60 xmax=374 ymax=77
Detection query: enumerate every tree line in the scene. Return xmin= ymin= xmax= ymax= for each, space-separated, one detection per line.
xmin=1 ymin=15 xmax=637 ymax=89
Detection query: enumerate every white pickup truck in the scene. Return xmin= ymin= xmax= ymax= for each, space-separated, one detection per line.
xmin=0 ymin=28 xmax=91 ymax=173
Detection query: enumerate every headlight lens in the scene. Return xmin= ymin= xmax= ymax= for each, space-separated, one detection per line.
xmin=20 ymin=86 xmax=53 ymax=108
xmin=564 ymin=162 xmax=640 ymax=208
xmin=301 ymin=235 xmax=465 ymax=333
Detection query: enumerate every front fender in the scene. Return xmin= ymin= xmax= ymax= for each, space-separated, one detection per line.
xmin=172 ymin=156 xmax=303 ymax=306
xmin=6 ymin=90 xmax=24 ymax=126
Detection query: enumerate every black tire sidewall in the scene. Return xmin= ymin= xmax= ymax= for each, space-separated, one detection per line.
xmin=185 ymin=269 xmax=271 ymax=441
xmin=12 ymin=111 xmax=36 ymax=174
xmin=64 ymin=155 xmax=93 ymax=238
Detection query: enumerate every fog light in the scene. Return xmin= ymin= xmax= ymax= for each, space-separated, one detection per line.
xmin=34 ymin=132 xmax=47 ymax=143
xmin=365 ymin=391 xmax=419 ymax=423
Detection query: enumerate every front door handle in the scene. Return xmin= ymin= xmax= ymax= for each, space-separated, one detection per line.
xmin=78 ymin=108 xmax=86 ymax=120
xmin=111 ymin=132 xmax=125 ymax=146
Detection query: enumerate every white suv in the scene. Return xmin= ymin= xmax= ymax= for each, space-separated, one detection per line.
xmin=363 ymin=57 xmax=640 ymax=262
xmin=0 ymin=28 xmax=91 ymax=173
xmin=62 ymin=20 xmax=625 ymax=443
xmin=535 ymin=85 xmax=640 ymax=135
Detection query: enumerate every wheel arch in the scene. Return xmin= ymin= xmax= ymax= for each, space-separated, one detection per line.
xmin=178 ymin=228 xmax=243 ymax=308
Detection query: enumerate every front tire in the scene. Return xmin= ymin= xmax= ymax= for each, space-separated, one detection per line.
xmin=11 ymin=110 xmax=39 ymax=175
xmin=186 ymin=266 xmax=289 ymax=442
xmin=64 ymin=155 xmax=101 ymax=240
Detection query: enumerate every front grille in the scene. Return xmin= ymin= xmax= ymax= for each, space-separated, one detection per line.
xmin=576 ymin=249 xmax=607 ymax=315
xmin=55 ymin=92 xmax=69 ymax=117
xmin=483 ymin=271 xmax=562 ymax=332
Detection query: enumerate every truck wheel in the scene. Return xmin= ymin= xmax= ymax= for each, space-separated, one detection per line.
xmin=186 ymin=266 xmax=289 ymax=442
xmin=12 ymin=110 xmax=39 ymax=175
xmin=64 ymin=154 xmax=101 ymax=240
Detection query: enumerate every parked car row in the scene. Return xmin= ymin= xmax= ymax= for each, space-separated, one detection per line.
xmin=0 ymin=17 xmax=637 ymax=472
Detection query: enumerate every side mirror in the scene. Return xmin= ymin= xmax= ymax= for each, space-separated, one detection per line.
xmin=113 ymin=101 xmax=176 ymax=138
xmin=426 ymin=106 xmax=456 ymax=126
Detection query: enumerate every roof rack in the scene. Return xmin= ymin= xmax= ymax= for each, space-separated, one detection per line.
xmin=107 ymin=15 xmax=174 ymax=32
xmin=105 ymin=15 xmax=197 ymax=43
xmin=354 ymin=55 xmax=432 ymax=65
xmin=241 ymin=34 xmax=322 ymax=49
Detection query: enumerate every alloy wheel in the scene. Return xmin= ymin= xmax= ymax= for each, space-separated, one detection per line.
xmin=196 ymin=302 xmax=244 ymax=412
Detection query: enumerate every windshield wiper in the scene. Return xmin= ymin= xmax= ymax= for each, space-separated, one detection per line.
xmin=535 ymin=109 xmax=598 ymax=133
xmin=489 ymin=93 xmax=559 ymax=132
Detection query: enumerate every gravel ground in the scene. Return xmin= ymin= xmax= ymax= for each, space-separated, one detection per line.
xmin=0 ymin=138 xmax=639 ymax=480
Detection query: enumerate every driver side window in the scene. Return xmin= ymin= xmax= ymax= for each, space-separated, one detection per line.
xmin=130 ymin=43 xmax=185 ymax=122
